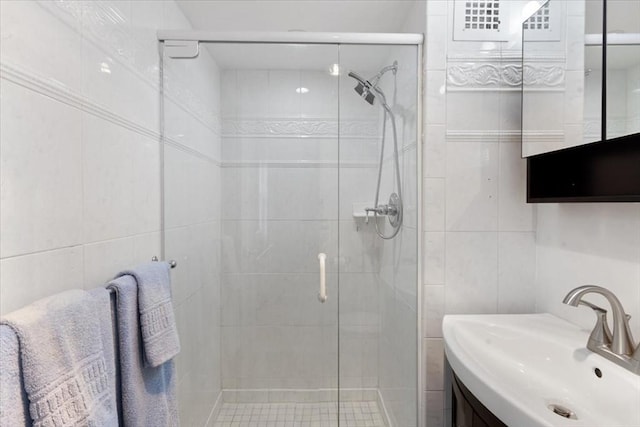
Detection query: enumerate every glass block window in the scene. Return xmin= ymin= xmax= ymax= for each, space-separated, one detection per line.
xmin=453 ymin=0 xmax=507 ymax=41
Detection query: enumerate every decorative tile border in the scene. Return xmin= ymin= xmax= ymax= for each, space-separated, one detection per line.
xmin=447 ymin=52 xmax=566 ymax=91
xmin=448 ymin=63 xmax=565 ymax=90
xmin=0 ymin=61 xmax=158 ymax=142
xmin=222 ymin=118 xmax=380 ymax=139
xmin=446 ymin=130 xmax=523 ymax=143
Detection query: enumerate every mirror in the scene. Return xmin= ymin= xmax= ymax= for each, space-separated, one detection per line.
xmin=606 ymin=1 xmax=640 ymax=140
xmin=521 ymin=0 xmax=640 ymax=158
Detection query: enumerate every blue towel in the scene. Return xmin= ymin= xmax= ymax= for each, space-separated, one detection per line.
xmin=107 ymin=274 xmax=179 ymax=426
xmin=116 ymin=261 xmax=181 ymax=367
xmin=0 ymin=325 xmax=30 ymax=426
xmin=0 ymin=289 xmax=118 ymax=427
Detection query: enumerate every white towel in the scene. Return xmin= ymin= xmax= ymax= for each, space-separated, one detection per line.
xmin=115 ymin=261 xmax=180 ymax=367
xmin=0 ymin=289 xmax=118 ymax=427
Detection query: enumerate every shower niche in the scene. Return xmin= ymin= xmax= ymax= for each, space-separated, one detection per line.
xmin=159 ymin=34 xmax=421 ymax=426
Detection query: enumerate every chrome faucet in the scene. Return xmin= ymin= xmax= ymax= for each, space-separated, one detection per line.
xmin=563 ymin=285 xmax=640 ymax=375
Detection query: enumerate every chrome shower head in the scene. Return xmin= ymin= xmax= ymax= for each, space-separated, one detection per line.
xmin=348 ymin=71 xmax=376 ymax=105
xmin=348 ymin=61 xmax=398 ymax=106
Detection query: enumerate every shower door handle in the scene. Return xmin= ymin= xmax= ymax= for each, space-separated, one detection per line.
xmin=317 ymin=253 xmax=327 ymax=303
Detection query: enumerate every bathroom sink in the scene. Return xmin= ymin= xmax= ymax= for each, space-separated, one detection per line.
xmin=443 ymin=314 xmax=640 ymax=427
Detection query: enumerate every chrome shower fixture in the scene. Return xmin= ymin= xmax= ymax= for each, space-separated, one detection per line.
xmin=349 ymin=71 xmax=376 ymax=105
xmin=347 ymin=61 xmax=398 ymax=106
xmin=349 ymin=60 xmax=403 ymax=239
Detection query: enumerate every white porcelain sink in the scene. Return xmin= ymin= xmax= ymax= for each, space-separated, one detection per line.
xmin=443 ymin=313 xmax=640 ymax=427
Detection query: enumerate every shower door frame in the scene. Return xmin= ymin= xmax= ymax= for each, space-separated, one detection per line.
xmin=158 ymin=30 xmax=424 ymax=427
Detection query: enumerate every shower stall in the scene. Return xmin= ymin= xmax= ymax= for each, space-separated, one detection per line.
xmin=159 ymin=32 xmax=422 ymax=426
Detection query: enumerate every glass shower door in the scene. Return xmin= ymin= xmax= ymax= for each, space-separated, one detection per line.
xmin=161 ymin=41 xmax=340 ymax=425
xmin=338 ymin=44 xmax=419 ymax=427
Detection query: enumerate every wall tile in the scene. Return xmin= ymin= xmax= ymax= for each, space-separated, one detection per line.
xmin=446 ymin=92 xmax=501 ymax=131
xmin=425 ymin=338 xmax=444 ymax=391
xmin=498 ymin=91 xmax=522 ymax=133
xmin=498 ymin=232 xmax=536 ymax=314
xmin=535 ymin=204 xmax=640 ymax=335
xmin=498 ymin=143 xmax=533 ymax=231
xmin=424 ymin=285 xmax=445 ymax=338
xmin=236 ymin=70 xmax=269 ymax=118
xmin=81 ymin=34 xmax=158 ymax=133
xmin=426 ymin=15 xmax=447 ymax=71
xmin=82 ymin=114 xmax=160 ymax=243
xmin=423 ymin=232 xmax=445 ymax=285
xmin=445 ymin=142 xmax=499 ymax=231
xmin=82 ymin=232 xmax=161 ymax=288
xmin=0 ymin=247 xmax=84 ymax=315
xmin=0 ymin=81 xmax=83 ymax=257
xmin=339 ymin=221 xmax=381 ymax=273
xmin=424 ymin=125 xmax=446 ymax=178
xmin=221 ymin=220 xmax=338 ymax=274
xmin=0 ymin=2 xmax=222 ymax=424
xmin=0 ymin=0 xmax=83 ymax=93
xmin=426 ymin=71 xmax=447 ymax=124
xmin=426 ymin=1 xmax=448 ymax=16
xmin=222 ymin=166 xmax=339 ymax=221
xmin=445 ymin=232 xmax=498 ymax=314
xmin=267 ymin=70 xmax=302 ymax=118
xmin=301 ymin=71 xmax=338 ymax=119
xmin=424 ymin=178 xmax=445 ymax=231
xmin=426 ymin=391 xmax=444 ymax=427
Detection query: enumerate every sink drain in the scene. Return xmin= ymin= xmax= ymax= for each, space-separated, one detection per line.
xmin=548 ymin=403 xmax=578 ymax=420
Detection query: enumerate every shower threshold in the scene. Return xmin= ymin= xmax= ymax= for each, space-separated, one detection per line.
xmin=210 ymin=401 xmax=387 ymax=427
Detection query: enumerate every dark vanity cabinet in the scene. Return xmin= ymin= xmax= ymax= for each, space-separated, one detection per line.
xmin=451 ymin=372 xmax=507 ymax=427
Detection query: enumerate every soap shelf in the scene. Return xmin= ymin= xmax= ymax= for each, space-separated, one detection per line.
xmin=352 ymin=202 xmax=369 ymax=219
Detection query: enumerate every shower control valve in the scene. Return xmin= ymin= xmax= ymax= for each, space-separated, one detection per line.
xmin=364 ymin=204 xmax=397 ymax=223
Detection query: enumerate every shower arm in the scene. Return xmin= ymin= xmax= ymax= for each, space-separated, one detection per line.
xmin=368 ymin=62 xmax=398 ymax=88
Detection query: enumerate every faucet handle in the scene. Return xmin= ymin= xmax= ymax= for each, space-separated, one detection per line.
xmin=579 ymin=300 xmax=613 ymax=347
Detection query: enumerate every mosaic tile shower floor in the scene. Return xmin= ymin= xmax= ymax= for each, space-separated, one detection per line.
xmin=211 ymin=401 xmax=386 ymax=427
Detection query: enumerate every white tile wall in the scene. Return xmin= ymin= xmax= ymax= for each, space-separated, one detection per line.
xmin=0 ymin=80 xmax=84 ymax=257
xmin=535 ymin=204 xmax=640 ymax=337
xmin=423 ymin=2 xmax=536 ymax=426
xmin=445 ymin=142 xmax=499 ymax=231
xmin=424 ymin=4 xmax=639 ymax=427
xmin=0 ymin=247 xmax=84 ymax=315
xmin=0 ymin=1 xmax=222 ymax=425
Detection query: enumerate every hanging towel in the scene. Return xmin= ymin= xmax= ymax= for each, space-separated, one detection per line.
xmin=116 ymin=261 xmax=180 ymax=367
xmin=88 ymin=287 xmax=120 ymax=424
xmin=107 ymin=274 xmax=179 ymax=427
xmin=0 ymin=325 xmax=30 ymax=426
xmin=0 ymin=289 xmax=118 ymax=427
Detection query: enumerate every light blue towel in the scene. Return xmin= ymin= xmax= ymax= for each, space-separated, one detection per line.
xmin=0 ymin=324 xmax=30 ymax=426
xmin=116 ymin=261 xmax=181 ymax=367
xmin=107 ymin=274 xmax=179 ymax=426
xmin=0 ymin=289 xmax=118 ymax=427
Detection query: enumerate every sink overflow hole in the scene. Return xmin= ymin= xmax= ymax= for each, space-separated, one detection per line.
xmin=548 ymin=404 xmax=578 ymax=420
xmin=594 ymin=367 xmax=602 ymax=378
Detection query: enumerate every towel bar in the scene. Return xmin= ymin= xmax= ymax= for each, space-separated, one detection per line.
xmin=151 ymin=257 xmax=177 ymax=269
